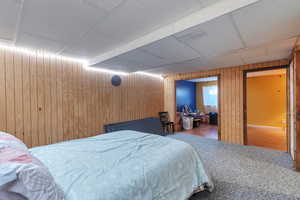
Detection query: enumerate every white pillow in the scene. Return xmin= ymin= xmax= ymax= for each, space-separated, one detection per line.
xmin=0 ymin=145 xmax=64 ymax=200
xmin=0 ymin=131 xmax=28 ymax=151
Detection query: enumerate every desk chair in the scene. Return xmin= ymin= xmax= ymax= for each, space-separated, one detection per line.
xmin=158 ymin=112 xmax=175 ymax=134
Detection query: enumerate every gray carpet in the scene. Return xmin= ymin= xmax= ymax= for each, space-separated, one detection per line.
xmin=168 ymin=133 xmax=300 ymax=200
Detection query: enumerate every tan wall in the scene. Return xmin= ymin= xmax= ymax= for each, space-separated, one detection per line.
xmin=247 ymin=74 xmax=286 ymax=128
xmin=196 ymin=81 xmax=217 ymax=112
xmin=164 ymin=59 xmax=289 ymax=145
xmin=0 ymin=48 xmax=164 ymax=147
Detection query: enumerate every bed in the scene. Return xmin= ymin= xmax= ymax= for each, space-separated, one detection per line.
xmin=30 ymin=130 xmax=213 ymax=200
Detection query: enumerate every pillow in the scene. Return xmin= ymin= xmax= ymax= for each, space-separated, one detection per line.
xmin=0 ymin=132 xmax=28 ymax=151
xmin=0 ymin=147 xmax=64 ymax=200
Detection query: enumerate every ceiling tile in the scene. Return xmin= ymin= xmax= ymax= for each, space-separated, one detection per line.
xmin=140 ymin=36 xmax=200 ymax=64
xmin=174 ymin=15 xmax=244 ymax=58
xmin=81 ymin=0 xmax=125 ymax=12
xmin=117 ymin=49 xmax=166 ymax=68
xmin=242 ymin=52 xmax=289 ymax=65
xmin=238 ymin=46 xmax=267 ymax=62
xmin=144 ymin=65 xmax=193 ymax=75
xmin=266 ymin=37 xmax=297 ymax=54
xmin=90 ymin=46 xmax=170 ymax=71
xmin=207 ymin=53 xmax=245 ymax=68
xmin=232 ymin=0 xmax=300 ymax=47
xmin=144 ymin=57 xmax=207 ymax=75
xmin=91 ymin=38 xmax=203 ymax=72
xmin=16 ymin=32 xmax=64 ymax=53
xmin=87 ymin=0 xmax=148 ymax=46
xmin=198 ymin=0 xmax=222 ymax=8
xmin=93 ymin=55 xmax=142 ymax=72
xmin=0 ymin=0 xmax=22 ymax=41
xmin=241 ymin=55 xmax=272 ymax=65
xmin=237 ymin=37 xmax=295 ymax=64
xmin=20 ymin=0 xmax=108 ymax=45
xmin=94 ymin=0 xmax=204 ymax=44
xmin=61 ymin=31 xmax=120 ymax=59
xmin=264 ymin=51 xmax=291 ymax=62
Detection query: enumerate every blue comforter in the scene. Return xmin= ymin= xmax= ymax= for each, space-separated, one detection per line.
xmin=30 ymin=131 xmax=213 ymax=200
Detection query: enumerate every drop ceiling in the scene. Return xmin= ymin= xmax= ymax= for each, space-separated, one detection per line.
xmin=0 ymin=0 xmax=299 ymax=75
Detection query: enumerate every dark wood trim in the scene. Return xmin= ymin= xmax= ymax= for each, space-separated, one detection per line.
xmin=174 ymin=74 xmax=222 ymax=141
xmin=173 ymin=79 xmax=177 ymax=123
xmin=295 ymin=152 xmax=300 ymax=171
xmin=217 ymin=74 xmax=221 ymax=141
xmin=286 ymin=65 xmax=291 ymax=153
xmin=243 ymin=70 xmax=248 ymax=145
xmin=243 ymin=65 xmax=290 ymax=150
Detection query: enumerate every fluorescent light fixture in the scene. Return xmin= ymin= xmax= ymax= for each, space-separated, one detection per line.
xmin=83 ymin=65 xmax=129 ymax=76
xmin=135 ymin=71 xmax=164 ymax=80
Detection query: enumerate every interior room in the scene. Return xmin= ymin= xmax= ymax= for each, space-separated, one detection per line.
xmin=176 ymin=77 xmax=219 ymax=139
xmin=246 ymin=68 xmax=288 ymax=151
xmin=1 ymin=0 xmax=300 ymax=200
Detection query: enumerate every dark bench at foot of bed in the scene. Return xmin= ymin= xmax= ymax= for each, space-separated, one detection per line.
xmin=104 ymin=117 xmax=168 ymax=136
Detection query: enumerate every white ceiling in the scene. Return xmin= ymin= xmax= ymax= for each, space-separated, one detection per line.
xmin=0 ymin=0 xmax=219 ymax=55
xmin=0 ymin=0 xmax=299 ymax=75
xmin=92 ymin=0 xmax=300 ymax=74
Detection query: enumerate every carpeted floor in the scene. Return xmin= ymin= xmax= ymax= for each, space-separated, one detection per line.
xmin=168 ymin=133 xmax=300 ymax=200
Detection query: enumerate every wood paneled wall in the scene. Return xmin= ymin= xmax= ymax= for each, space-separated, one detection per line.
xmin=0 ymin=48 xmax=164 ymax=147
xmin=164 ymin=59 xmax=289 ymax=145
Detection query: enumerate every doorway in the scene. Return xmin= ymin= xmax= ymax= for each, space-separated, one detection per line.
xmin=244 ymin=66 xmax=289 ymax=152
xmin=175 ymin=76 xmax=220 ymax=140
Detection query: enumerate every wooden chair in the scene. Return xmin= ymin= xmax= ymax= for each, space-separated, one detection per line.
xmin=158 ymin=112 xmax=175 ymax=134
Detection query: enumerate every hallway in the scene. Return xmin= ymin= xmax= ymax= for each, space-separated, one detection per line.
xmin=247 ymin=126 xmax=287 ymax=152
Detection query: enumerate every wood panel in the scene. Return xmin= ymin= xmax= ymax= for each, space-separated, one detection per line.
xmin=5 ymin=51 xmax=15 ymax=135
xmin=23 ymin=54 xmax=31 ymax=147
xmin=14 ymin=52 xmax=23 ymax=142
xmin=164 ymin=59 xmax=289 ymax=145
xmin=29 ymin=54 xmax=38 ymax=147
xmin=0 ymin=49 xmax=6 ymax=131
xmin=0 ymin=49 xmax=164 ymax=147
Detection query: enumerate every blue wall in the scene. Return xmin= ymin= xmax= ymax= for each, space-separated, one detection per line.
xmin=176 ymin=80 xmax=196 ymax=112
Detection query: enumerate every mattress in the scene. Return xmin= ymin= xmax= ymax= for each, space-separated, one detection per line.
xmin=30 ymin=131 xmax=213 ymax=200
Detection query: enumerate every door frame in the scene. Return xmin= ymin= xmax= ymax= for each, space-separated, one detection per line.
xmin=174 ymin=74 xmax=222 ymax=140
xmin=243 ymin=65 xmax=290 ymax=152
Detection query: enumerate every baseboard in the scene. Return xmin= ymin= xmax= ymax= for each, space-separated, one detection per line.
xmin=247 ymin=124 xmax=284 ymax=130
xmin=294 ymin=151 xmax=300 ymax=172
